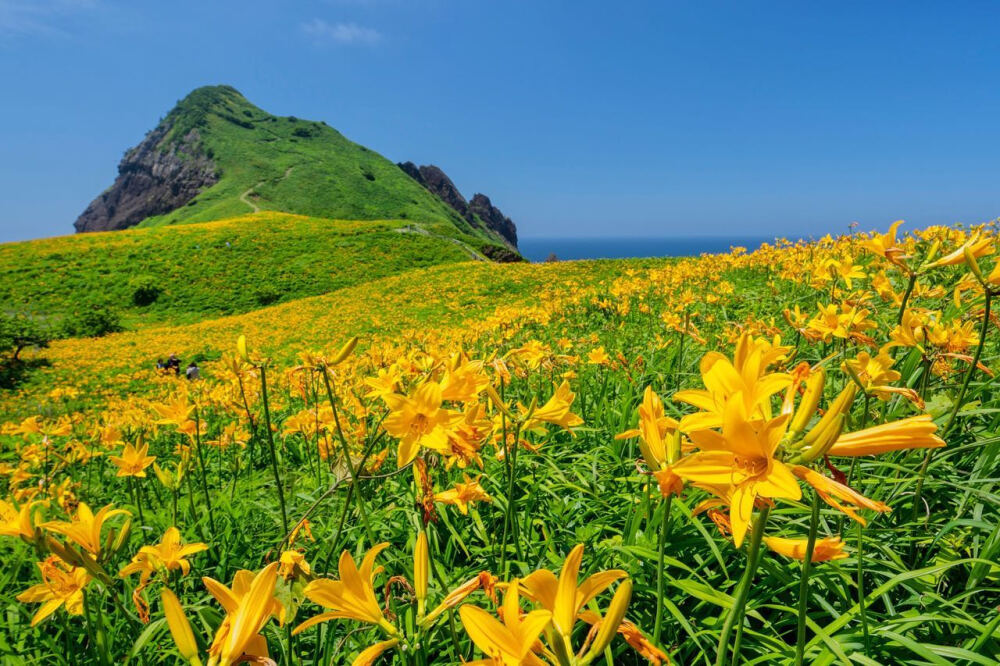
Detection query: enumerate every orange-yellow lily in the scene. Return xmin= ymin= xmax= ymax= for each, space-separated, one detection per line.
xmin=42 ymin=502 xmax=129 ymax=557
xmin=16 ymin=556 xmax=92 ymax=626
xmin=763 ymin=535 xmax=848 ymax=562
xmin=827 ymin=415 xmax=945 ymax=457
xmin=460 ymin=579 xmax=552 ymax=665
xmin=383 ymin=382 xmax=457 ymax=467
xmin=673 ymin=396 xmax=802 ymax=547
xmin=109 ymin=441 xmax=157 ymax=478
xmin=202 ymin=562 xmax=281 ymax=666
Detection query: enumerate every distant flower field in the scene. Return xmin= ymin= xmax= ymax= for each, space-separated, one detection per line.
xmin=2 ymin=221 xmax=999 ymax=664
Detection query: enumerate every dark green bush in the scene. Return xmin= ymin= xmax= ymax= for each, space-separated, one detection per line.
xmin=63 ymin=305 xmax=124 ymax=338
xmin=130 ymin=275 xmax=163 ymax=306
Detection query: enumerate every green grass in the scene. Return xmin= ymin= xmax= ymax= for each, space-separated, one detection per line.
xmin=0 ymin=212 xmax=480 ymax=329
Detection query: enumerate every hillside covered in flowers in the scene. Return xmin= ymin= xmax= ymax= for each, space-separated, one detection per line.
xmin=2 ymin=221 xmax=999 ymax=665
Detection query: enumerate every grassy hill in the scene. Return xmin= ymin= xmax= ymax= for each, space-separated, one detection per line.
xmin=77 ymin=85 xmax=516 ymax=252
xmin=0 ymin=212 xmax=483 ymax=329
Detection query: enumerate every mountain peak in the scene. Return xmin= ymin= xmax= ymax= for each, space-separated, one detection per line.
xmin=72 ymin=86 xmax=518 ymax=254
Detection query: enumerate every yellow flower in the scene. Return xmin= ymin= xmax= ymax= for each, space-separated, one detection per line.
xmin=519 ymin=543 xmax=627 ymax=647
xmin=382 ymin=382 xmax=457 ymax=467
xmin=924 ymin=231 xmax=994 ymax=269
xmin=440 ymin=355 xmax=491 ymax=403
xmin=42 ymin=502 xmax=129 ymax=556
xmin=791 ymin=466 xmax=890 ymax=526
xmin=674 ymin=332 xmax=792 ymax=433
xmin=16 ymin=556 xmax=92 ymax=626
xmin=587 ymin=347 xmax=611 ymax=366
xmin=120 ymin=527 xmax=208 ymax=585
xmin=522 ymin=380 xmax=584 ymax=433
xmin=202 ymin=562 xmax=281 ymax=666
xmin=827 ymin=414 xmax=945 ymax=457
xmin=151 ymin=397 xmax=195 ymax=430
xmin=825 ymin=255 xmax=866 ymax=289
xmin=616 ymin=387 xmax=679 ymax=468
xmin=861 ymin=219 xmax=905 ymax=260
xmin=672 ymin=396 xmax=802 ymax=547
xmin=294 ymin=542 xmax=397 ymax=635
xmin=277 ymin=550 xmax=311 ymax=580
xmin=763 ymin=535 xmax=848 ymax=562
xmin=161 ymin=588 xmax=203 ymax=666
xmin=109 ymin=441 xmax=157 ymax=478
xmin=843 ymin=351 xmax=922 ymax=407
xmin=0 ymin=499 xmax=41 ymax=540
xmin=434 ymin=475 xmax=493 ymax=515
xmin=352 ymin=639 xmax=402 ymax=666
xmin=460 ymin=578 xmax=552 ymax=665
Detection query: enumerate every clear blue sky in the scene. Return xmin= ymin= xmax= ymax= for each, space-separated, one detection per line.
xmin=2 ymin=1 xmax=999 ymax=243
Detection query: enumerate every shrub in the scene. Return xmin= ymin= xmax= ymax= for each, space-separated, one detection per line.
xmin=63 ymin=305 xmax=124 ymax=338
xmin=254 ymin=285 xmax=283 ymax=306
xmin=129 ymin=275 xmax=163 ymax=306
xmin=0 ymin=313 xmax=51 ymax=361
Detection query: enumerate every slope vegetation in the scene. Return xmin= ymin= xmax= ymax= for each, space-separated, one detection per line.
xmin=1 ymin=212 xmax=478 ymax=328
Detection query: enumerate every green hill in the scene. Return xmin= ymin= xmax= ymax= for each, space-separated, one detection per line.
xmin=74 ymin=85 xmax=517 ymax=253
xmin=1 ymin=212 xmax=481 ymax=329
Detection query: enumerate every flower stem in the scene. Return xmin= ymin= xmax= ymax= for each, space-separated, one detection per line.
xmin=794 ymin=492 xmax=820 ymax=666
xmin=897 ymin=272 xmax=918 ymax=325
xmin=653 ymin=494 xmax=673 ymax=646
xmin=321 ymin=368 xmax=376 ymax=546
xmin=715 ymin=506 xmax=770 ymax=666
xmin=259 ymin=364 xmax=289 ymax=536
xmin=192 ymin=408 xmax=216 ymax=533
xmin=499 ymin=422 xmax=524 ymax=576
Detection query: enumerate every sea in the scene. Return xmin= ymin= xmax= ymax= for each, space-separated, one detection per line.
xmin=517 ymin=236 xmax=776 ymax=263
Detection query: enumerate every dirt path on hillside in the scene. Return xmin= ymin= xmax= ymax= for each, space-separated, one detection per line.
xmin=395 ymin=224 xmax=485 ymax=262
xmin=240 ymin=167 xmax=295 ymax=213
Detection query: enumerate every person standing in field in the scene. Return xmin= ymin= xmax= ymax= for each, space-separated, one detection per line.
xmin=185 ymin=361 xmax=200 ymax=380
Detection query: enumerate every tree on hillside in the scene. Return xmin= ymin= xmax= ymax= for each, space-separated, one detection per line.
xmin=0 ymin=313 xmax=51 ymax=362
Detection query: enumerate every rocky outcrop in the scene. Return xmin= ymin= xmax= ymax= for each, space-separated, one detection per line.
xmin=469 ymin=193 xmax=517 ymax=248
xmin=398 ymin=161 xmax=518 ymax=249
xmin=74 ymin=125 xmax=218 ymax=233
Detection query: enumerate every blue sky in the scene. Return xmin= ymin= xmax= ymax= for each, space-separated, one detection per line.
xmin=2 ymin=1 xmax=999 ymax=243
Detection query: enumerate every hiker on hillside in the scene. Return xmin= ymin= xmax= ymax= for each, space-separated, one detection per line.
xmin=166 ymin=353 xmax=181 ymax=376
xmin=155 ymin=358 xmax=166 ymax=372
xmin=185 ymin=361 xmax=200 ymax=381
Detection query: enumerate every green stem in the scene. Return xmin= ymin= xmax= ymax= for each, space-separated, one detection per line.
xmin=130 ymin=477 xmax=145 ymax=525
xmin=259 ymin=364 xmax=290 ymax=536
xmin=321 ymin=368 xmax=376 ymax=546
xmin=715 ymin=506 xmax=770 ymax=666
xmin=794 ymin=492 xmax=820 ymax=666
xmin=499 ymin=422 xmax=524 ymax=576
xmin=897 ymin=272 xmax=918 ymax=325
xmin=236 ymin=371 xmax=257 ymax=479
xmin=192 ymin=409 xmax=216 ymax=533
xmin=653 ymin=494 xmax=672 ymax=646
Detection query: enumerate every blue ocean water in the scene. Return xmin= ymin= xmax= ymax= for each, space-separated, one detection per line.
xmin=517 ymin=236 xmax=775 ymax=262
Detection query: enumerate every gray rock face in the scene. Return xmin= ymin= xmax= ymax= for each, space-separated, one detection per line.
xmin=469 ymin=193 xmax=518 ymax=248
xmin=74 ymin=126 xmax=218 ymax=233
xmin=397 ymin=161 xmax=518 ymax=248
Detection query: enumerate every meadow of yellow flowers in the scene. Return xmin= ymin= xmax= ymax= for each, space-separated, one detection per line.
xmin=2 ymin=221 xmax=999 ymax=665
